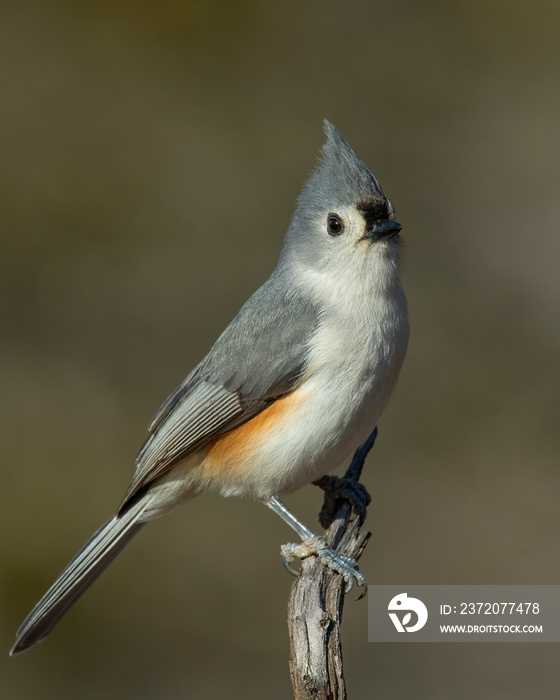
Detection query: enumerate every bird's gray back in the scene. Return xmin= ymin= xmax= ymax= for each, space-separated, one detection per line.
xmin=198 ymin=269 xmax=319 ymax=400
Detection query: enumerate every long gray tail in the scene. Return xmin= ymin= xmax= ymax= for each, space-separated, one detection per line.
xmin=10 ymin=498 xmax=147 ymax=655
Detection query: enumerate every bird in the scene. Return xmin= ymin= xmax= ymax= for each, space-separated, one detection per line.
xmin=11 ymin=121 xmax=409 ymax=655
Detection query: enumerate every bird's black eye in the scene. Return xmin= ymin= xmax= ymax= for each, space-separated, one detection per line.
xmin=327 ymin=215 xmax=344 ymax=236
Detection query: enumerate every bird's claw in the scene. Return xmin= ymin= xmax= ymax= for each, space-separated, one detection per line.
xmin=280 ymin=535 xmax=367 ymax=597
xmin=281 ymin=548 xmax=300 ymax=577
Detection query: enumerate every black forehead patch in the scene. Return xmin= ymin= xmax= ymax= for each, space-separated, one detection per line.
xmin=357 ymin=200 xmax=390 ymax=230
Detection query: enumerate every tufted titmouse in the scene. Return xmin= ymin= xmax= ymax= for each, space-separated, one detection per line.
xmin=11 ymin=121 xmax=409 ymax=654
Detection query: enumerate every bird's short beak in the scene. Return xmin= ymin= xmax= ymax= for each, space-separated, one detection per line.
xmin=366 ymin=219 xmax=402 ymax=242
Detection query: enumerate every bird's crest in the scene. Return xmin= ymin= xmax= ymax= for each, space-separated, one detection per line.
xmin=296 ymin=120 xmax=385 ymax=216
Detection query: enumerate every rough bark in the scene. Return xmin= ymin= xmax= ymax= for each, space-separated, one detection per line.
xmin=287 ymin=429 xmax=376 ymax=699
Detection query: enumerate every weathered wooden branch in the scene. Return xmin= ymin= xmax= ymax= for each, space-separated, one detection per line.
xmin=287 ymin=428 xmax=377 ymax=700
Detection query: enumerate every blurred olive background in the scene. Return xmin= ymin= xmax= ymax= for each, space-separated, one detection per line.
xmin=2 ymin=1 xmax=560 ymax=698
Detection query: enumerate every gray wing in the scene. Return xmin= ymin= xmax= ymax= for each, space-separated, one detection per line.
xmin=119 ymin=276 xmax=319 ymax=510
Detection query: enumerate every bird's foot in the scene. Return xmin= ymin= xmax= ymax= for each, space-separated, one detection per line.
xmin=314 ymin=475 xmax=372 ymax=528
xmin=281 ymin=534 xmax=367 ymax=596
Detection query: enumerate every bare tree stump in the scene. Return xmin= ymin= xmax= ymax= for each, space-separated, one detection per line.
xmin=287 ymin=428 xmax=377 ymax=699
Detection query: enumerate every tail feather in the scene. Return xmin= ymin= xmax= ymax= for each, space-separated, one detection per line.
xmin=10 ymin=499 xmax=146 ymax=655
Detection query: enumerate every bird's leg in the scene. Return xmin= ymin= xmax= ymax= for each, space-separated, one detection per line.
xmin=313 ymin=475 xmax=371 ymax=529
xmin=314 ymin=426 xmax=377 ymax=528
xmin=265 ymin=496 xmax=366 ymax=593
